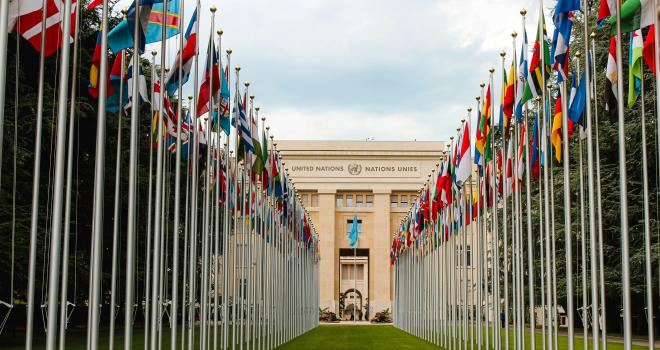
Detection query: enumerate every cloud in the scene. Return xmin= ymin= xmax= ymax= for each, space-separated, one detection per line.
xmin=114 ymin=0 xmax=551 ymax=142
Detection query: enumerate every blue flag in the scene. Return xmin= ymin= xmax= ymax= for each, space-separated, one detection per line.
xmin=145 ymin=1 xmax=181 ymax=43
xmin=348 ymin=211 xmax=360 ymax=248
xmin=568 ymin=72 xmax=586 ymax=124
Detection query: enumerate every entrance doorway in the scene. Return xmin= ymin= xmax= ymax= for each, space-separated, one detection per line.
xmin=339 ymin=248 xmax=369 ymax=320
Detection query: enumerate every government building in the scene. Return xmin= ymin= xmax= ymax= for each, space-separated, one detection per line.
xmin=277 ymin=140 xmax=445 ymax=320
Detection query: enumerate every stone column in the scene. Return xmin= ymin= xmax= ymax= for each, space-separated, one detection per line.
xmin=318 ymin=189 xmax=337 ymax=313
xmin=372 ymin=189 xmax=392 ymax=315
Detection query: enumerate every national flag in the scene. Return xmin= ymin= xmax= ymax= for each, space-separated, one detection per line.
xmin=251 ymin=107 xmax=265 ymax=176
xmin=505 ymin=137 xmax=514 ymax=194
xmin=607 ymin=0 xmax=654 ymax=33
xmin=14 ymin=0 xmax=77 ymax=57
xmin=517 ymin=122 xmax=526 ymax=180
xmin=498 ymin=67 xmax=507 ymax=130
xmin=107 ymin=52 xmax=127 ymax=113
xmin=215 ymin=64 xmax=231 ymax=135
xmin=530 ymin=114 xmax=540 ymax=179
xmin=107 ymin=0 xmax=162 ymax=54
xmin=87 ymin=0 xmax=103 ymax=10
xmin=125 ymin=58 xmax=150 ymax=110
xmin=551 ymin=93 xmax=574 ymax=162
xmin=8 ymin=0 xmax=42 ymax=30
xmin=628 ymin=29 xmax=643 ymax=107
xmin=89 ymin=29 xmax=113 ymax=99
xmin=474 ymin=109 xmax=483 ymax=165
xmin=551 ymin=10 xmax=574 ymax=82
xmin=197 ymin=35 xmax=220 ymax=117
xmin=476 ymin=84 xmax=492 ymax=162
xmin=568 ymin=71 xmax=587 ymax=124
xmin=502 ymin=60 xmax=515 ymax=138
xmin=455 ymin=123 xmax=472 ymax=185
xmin=145 ymin=0 xmax=180 ymax=43
xmin=261 ymin=128 xmax=270 ymax=190
xmin=521 ymin=12 xmax=551 ymax=105
xmin=164 ymin=9 xmax=198 ymax=96
xmin=598 ymin=0 xmax=615 ymax=26
xmin=643 ymin=24 xmax=656 ymax=76
xmin=234 ymin=90 xmax=255 ymax=156
xmin=605 ymin=36 xmax=618 ymax=121
xmin=514 ymin=28 xmax=528 ymax=120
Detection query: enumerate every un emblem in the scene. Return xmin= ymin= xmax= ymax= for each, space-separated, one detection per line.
xmin=348 ymin=163 xmax=362 ymax=175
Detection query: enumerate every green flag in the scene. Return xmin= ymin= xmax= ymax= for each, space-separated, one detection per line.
xmin=628 ymin=29 xmax=643 ymax=108
xmin=521 ymin=12 xmax=551 ymax=106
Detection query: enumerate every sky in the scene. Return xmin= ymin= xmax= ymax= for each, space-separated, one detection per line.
xmin=117 ymin=0 xmax=552 ymax=142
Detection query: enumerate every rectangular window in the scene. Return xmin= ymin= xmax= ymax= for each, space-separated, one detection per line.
xmin=301 ymin=194 xmax=309 ymax=207
xmin=365 ymin=195 xmax=373 ymax=207
xmin=400 ymin=195 xmax=408 ymax=208
xmin=356 ymin=195 xmax=363 ymax=208
xmin=336 ymin=194 xmax=343 ymax=208
xmin=346 ymin=194 xmax=354 ymax=207
xmin=311 ymin=194 xmax=319 ymax=207
xmin=391 ymin=195 xmax=398 ymax=208
xmin=466 ymin=245 xmax=471 ymax=267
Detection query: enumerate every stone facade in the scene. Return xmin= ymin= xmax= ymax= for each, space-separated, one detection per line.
xmin=277 ymin=140 xmax=445 ymax=319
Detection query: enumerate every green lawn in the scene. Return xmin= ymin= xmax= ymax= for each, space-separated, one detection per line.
xmin=276 ymin=325 xmax=659 ymax=350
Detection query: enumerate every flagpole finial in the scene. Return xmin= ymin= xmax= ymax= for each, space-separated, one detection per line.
xmin=210 ymin=5 xmax=217 ymax=13
xmin=512 ymin=31 xmax=517 ymax=38
xmin=235 ymin=66 xmax=240 ymax=72
xmin=489 ymin=67 xmax=495 ymax=73
xmin=250 ymin=94 xmax=255 ymax=100
xmin=261 ymin=117 xmax=265 ymax=122
xmin=266 ymin=126 xmax=270 ymax=131
xmin=270 ymin=135 xmax=274 ymax=140
xmin=188 ymin=95 xmax=193 ymax=100
xmin=480 ymin=82 xmax=485 ymax=88
xmin=590 ymin=32 xmax=596 ymax=38
xmin=575 ymin=51 xmax=581 ymax=58
xmin=164 ymin=67 xmax=169 ymax=73
xmin=245 ymin=81 xmax=250 ymax=87
xmin=476 ymin=96 xmax=480 ymax=101
xmin=121 ymin=7 xmax=128 ymax=15
xmin=151 ymin=50 xmax=157 ymax=57
xmin=460 ymin=119 xmax=465 ymax=123
xmin=520 ymin=8 xmax=527 ymax=16
xmin=218 ymin=29 xmax=223 ymax=36
xmin=450 ymin=136 xmax=454 ymax=141
xmin=230 ymin=150 xmax=233 ymax=155
xmin=467 ymin=107 xmax=472 ymax=112
xmin=227 ymin=48 xmax=233 ymax=55
xmin=500 ymin=51 xmax=505 ymax=57
xmin=535 ymin=96 xmax=541 ymax=102
xmin=546 ymin=83 xmax=552 ymax=89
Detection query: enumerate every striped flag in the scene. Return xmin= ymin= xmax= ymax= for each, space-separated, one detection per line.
xmin=14 ymin=0 xmax=77 ymax=57
xmin=165 ymin=9 xmax=198 ymax=96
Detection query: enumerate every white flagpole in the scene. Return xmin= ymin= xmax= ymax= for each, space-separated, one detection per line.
xmin=25 ymin=1 xmax=49 ymax=348
xmin=59 ymin=0 xmax=82 ymax=346
xmin=500 ymin=51 xmax=510 ymax=350
xmin=613 ymin=1 xmax=632 ymax=348
xmin=144 ymin=51 xmax=157 ymax=350
xmin=109 ymin=45 xmax=126 ymax=350
xmin=0 ymin=0 xmax=11 ymax=192
xmin=87 ymin=0 xmax=108 ymax=346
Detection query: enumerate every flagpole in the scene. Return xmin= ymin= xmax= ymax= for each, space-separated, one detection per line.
xmin=24 ymin=1 xmax=49 ymax=348
xmin=524 ymin=100 xmax=536 ymax=350
xmin=59 ymin=0 xmax=82 ymax=346
xmin=171 ymin=1 xmax=186 ymax=348
xmin=590 ymin=31 xmax=608 ymax=350
xmin=466 ymin=106 xmax=475 ymax=350
xmin=109 ymin=45 xmax=126 ymax=350
xmin=144 ymin=51 xmax=157 ymax=350
xmin=560 ymin=76 xmax=575 ymax=350
xmin=231 ymin=66 xmax=241 ymax=350
xmin=500 ymin=51 xmax=511 ymax=350
xmin=639 ymin=59 xmax=655 ymax=350
xmin=0 ymin=0 xmax=11 ymax=194
xmin=474 ymin=93 xmax=482 ymax=350
xmin=223 ymin=48 xmax=233 ymax=350
xmin=613 ymin=1 xmax=632 ymax=348
xmin=543 ymin=82 xmax=553 ymax=350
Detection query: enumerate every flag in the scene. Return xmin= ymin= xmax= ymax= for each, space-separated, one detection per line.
xmin=474 ymin=109 xmax=483 ymax=165
xmin=505 ymin=137 xmax=514 ymax=194
xmin=498 ymin=67 xmax=507 ymax=130
xmin=552 ymin=94 xmax=564 ymax=162
xmin=551 ymin=10 xmax=574 ymax=82
xmin=514 ymin=28 xmax=528 ymax=120
xmin=8 ymin=0 xmax=42 ymax=30
xmin=234 ymin=91 xmax=256 ymax=156
xmin=643 ymin=24 xmax=656 ymax=76
xmin=145 ymin=0 xmax=180 ymax=43
xmin=455 ymin=123 xmax=472 ymax=184
xmin=197 ymin=36 xmax=220 ymax=117
xmin=476 ymin=84 xmax=492 ymax=162
xmin=89 ymin=29 xmax=113 ymax=99
xmin=14 ymin=0 xmax=77 ymax=57
xmin=605 ymin=36 xmax=618 ymax=121
xmin=125 ymin=58 xmax=150 ymax=110
xmin=517 ymin=121 xmax=526 ymax=180
xmin=598 ymin=0 xmax=615 ymax=26
xmin=87 ymin=0 xmax=103 ymax=10
xmin=607 ymin=0 xmax=654 ymax=33
xmin=250 ymin=108 xmax=265 ymax=176
xmin=568 ymin=72 xmax=587 ymax=124
xmin=107 ymin=52 xmax=127 ymax=113
xmin=216 ymin=64 xmax=231 ymax=135
xmin=107 ymin=0 xmax=162 ymax=54
xmin=261 ymin=129 xmax=270 ymax=190
xmin=502 ymin=60 xmax=515 ymax=138
xmin=628 ymin=29 xmax=643 ymax=107
xmin=521 ymin=12 xmax=551 ymax=105
xmin=164 ymin=9 xmax=197 ymax=96
xmin=530 ymin=114 xmax=540 ymax=179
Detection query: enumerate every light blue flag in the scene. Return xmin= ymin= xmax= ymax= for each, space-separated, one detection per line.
xmin=145 ymin=1 xmax=181 ymax=43
xmin=348 ymin=211 xmax=360 ymax=248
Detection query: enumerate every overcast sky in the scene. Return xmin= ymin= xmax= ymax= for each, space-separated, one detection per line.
xmin=117 ymin=0 xmax=551 ymax=142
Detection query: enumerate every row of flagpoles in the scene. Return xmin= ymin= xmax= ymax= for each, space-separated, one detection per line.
xmin=2 ymin=0 xmax=320 ymax=349
xmin=392 ymin=1 xmax=657 ymax=350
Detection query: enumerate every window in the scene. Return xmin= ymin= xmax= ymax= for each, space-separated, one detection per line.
xmin=346 ymin=219 xmax=363 ymax=235
xmin=400 ymin=195 xmax=408 ymax=208
xmin=365 ymin=195 xmax=373 ymax=207
xmin=466 ymin=245 xmax=471 ymax=267
xmin=391 ymin=195 xmax=398 ymax=208
xmin=311 ymin=194 xmax=318 ymax=207
xmin=342 ymin=264 xmax=364 ymax=280
xmin=336 ymin=194 xmax=343 ymax=208
xmin=346 ymin=194 xmax=354 ymax=207
xmin=301 ymin=194 xmax=309 ymax=206
xmin=356 ymin=195 xmax=363 ymax=208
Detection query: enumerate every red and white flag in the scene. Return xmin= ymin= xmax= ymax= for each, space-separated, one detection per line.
xmin=14 ymin=0 xmax=77 ymax=57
